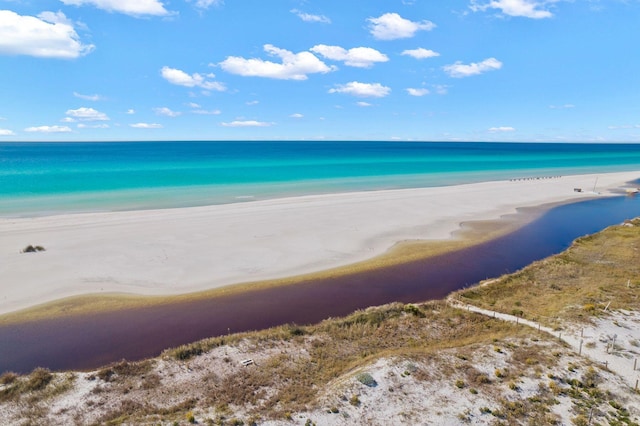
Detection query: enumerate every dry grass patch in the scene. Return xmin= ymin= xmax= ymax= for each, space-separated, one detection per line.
xmin=0 ymin=368 xmax=54 ymax=402
xmin=455 ymin=219 xmax=640 ymax=325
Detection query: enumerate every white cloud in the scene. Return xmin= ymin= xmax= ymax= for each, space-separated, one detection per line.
xmin=219 ymin=44 xmax=335 ymax=80
xmin=161 ymin=66 xmax=226 ymax=91
xmin=401 ymin=48 xmax=440 ymax=59
xmin=221 ymin=120 xmax=273 ymax=127
xmin=154 ymin=107 xmax=181 ymax=117
xmin=190 ymin=0 xmax=223 ymax=10
xmin=246 ymin=100 xmax=259 ymax=105
xmin=470 ymin=0 xmax=554 ymax=19
xmin=290 ymin=9 xmax=331 ymax=24
xmin=25 ymin=125 xmax=72 ymax=133
xmin=433 ymin=84 xmax=449 ymax=95
xmin=126 ymin=109 xmax=135 ymax=114
xmin=192 ymin=109 xmax=221 ymax=115
xmin=61 ymin=0 xmax=170 ymax=17
xmin=66 ymin=107 xmax=109 ymax=121
xmin=73 ymin=92 xmax=103 ymax=101
xmin=0 ymin=128 xmax=15 ymax=136
xmin=406 ymin=88 xmax=430 ymax=96
xmin=185 ymin=101 xmax=220 ymax=115
xmin=549 ymin=104 xmax=575 ymax=109
xmin=329 ymin=82 xmax=391 ymax=98
xmin=608 ymin=124 xmax=640 ymax=130
xmin=310 ymin=45 xmax=388 ymax=68
xmin=0 ymin=10 xmax=94 ymax=59
xmin=368 ymin=13 xmax=436 ymax=40
xmin=443 ymin=57 xmax=502 ymax=77
xmin=356 ymin=102 xmax=372 ymax=107
xmin=130 ymin=122 xmax=163 ymax=129
xmin=290 ymin=113 xmax=304 ymax=118
xmin=61 ymin=117 xmax=76 ymax=123
xmin=77 ymin=123 xmax=109 ymax=129
xmin=488 ymin=126 xmax=515 ymax=132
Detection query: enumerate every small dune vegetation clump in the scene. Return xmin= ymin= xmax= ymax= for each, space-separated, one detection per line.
xmin=356 ymin=372 xmax=377 ymax=388
xmin=21 ymin=245 xmax=46 ymax=253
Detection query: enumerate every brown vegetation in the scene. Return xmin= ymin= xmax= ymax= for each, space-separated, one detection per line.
xmin=455 ymin=218 xmax=640 ymax=326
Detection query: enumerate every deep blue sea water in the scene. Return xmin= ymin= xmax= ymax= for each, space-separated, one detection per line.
xmin=2 ymin=141 xmax=640 ymax=216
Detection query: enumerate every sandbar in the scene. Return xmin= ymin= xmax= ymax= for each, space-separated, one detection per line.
xmin=1 ymin=171 xmax=638 ymax=317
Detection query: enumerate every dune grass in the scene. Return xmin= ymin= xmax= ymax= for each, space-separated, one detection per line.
xmin=454 ymin=218 xmax=640 ymax=327
xmin=161 ymin=301 xmax=530 ymax=420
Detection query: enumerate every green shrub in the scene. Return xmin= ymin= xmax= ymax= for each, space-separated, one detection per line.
xmin=287 ymin=324 xmax=306 ymax=337
xmin=0 ymin=372 xmax=18 ymax=385
xmin=173 ymin=343 xmax=204 ymax=361
xmin=609 ymin=400 xmax=623 ymax=410
xmin=403 ymin=304 xmax=426 ymax=318
xmin=349 ymin=394 xmax=361 ymax=406
xmin=25 ymin=368 xmax=53 ymax=391
xmin=356 ymin=372 xmax=377 ymax=387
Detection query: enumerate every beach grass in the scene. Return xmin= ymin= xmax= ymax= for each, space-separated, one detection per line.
xmin=454 ymin=218 xmax=640 ymax=326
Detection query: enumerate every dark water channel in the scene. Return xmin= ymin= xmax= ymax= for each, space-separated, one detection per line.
xmin=2 ymin=195 xmax=640 ymax=374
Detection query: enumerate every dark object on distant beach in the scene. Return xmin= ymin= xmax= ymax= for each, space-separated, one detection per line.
xmin=573 ymin=188 xmax=582 ymax=192
xmin=22 ymin=245 xmax=46 ymax=253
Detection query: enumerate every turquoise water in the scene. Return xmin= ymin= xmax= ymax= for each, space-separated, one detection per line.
xmin=2 ymin=141 xmax=640 ymax=217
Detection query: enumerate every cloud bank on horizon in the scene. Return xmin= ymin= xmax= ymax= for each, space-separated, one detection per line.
xmin=0 ymin=0 xmax=638 ymax=142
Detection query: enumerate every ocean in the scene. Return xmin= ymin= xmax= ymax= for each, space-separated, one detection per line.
xmin=2 ymin=141 xmax=640 ymax=216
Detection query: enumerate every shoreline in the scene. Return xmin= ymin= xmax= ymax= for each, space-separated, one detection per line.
xmin=0 ymin=211 xmax=526 ymax=325
xmin=1 ymin=171 xmax=638 ymax=319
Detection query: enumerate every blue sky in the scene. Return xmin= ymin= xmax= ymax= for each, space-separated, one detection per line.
xmin=0 ymin=0 xmax=639 ymax=142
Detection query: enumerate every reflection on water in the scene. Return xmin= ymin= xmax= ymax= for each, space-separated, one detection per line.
xmin=1 ymin=195 xmax=640 ymax=374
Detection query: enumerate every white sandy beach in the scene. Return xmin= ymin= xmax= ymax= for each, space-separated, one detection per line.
xmin=1 ymin=171 xmax=638 ymax=316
